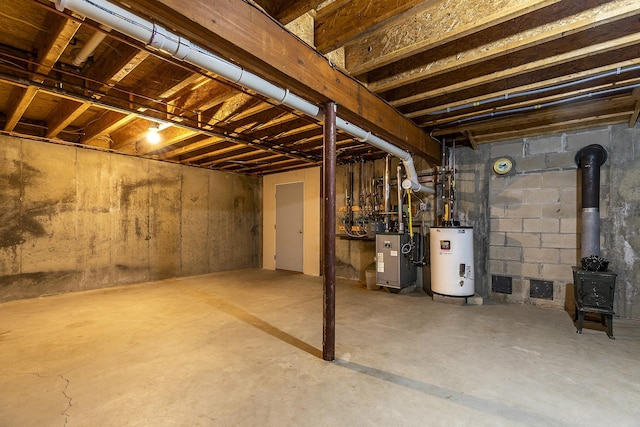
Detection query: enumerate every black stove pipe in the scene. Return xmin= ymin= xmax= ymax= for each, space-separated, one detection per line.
xmin=574 ymin=144 xmax=608 ymax=258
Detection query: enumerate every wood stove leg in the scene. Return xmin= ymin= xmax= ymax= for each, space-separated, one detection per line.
xmin=606 ymin=314 xmax=615 ymax=339
xmin=576 ymin=305 xmax=584 ymax=334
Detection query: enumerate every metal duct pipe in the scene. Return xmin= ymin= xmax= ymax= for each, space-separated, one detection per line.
xmin=52 ymin=0 xmax=434 ymax=195
xmin=575 ymin=144 xmax=608 ymax=258
xmin=336 ymin=118 xmax=434 ymax=195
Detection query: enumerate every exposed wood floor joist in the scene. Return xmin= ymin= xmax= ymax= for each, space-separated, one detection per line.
xmin=0 ymin=0 xmax=638 ymax=174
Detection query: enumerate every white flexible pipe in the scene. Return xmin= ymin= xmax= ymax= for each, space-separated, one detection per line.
xmin=72 ymin=25 xmax=111 ymax=66
xmin=53 ymin=0 xmax=434 ymax=194
xmin=335 ymin=117 xmax=433 ymax=194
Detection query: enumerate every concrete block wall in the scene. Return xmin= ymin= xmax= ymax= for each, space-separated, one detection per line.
xmin=487 ymin=131 xmax=608 ymax=310
xmin=0 ymin=136 xmax=262 ymax=302
xmin=454 ymin=124 xmax=640 ymax=318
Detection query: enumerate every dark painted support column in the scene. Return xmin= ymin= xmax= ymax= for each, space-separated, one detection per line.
xmin=323 ymin=101 xmax=336 ymax=362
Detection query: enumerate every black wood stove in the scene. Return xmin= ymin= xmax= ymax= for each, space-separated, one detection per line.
xmin=573 ymin=145 xmax=617 ymax=339
xmin=573 ymin=267 xmax=617 ymax=339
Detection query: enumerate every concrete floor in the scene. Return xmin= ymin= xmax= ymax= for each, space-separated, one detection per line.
xmin=1 ymin=269 xmax=639 ymax=427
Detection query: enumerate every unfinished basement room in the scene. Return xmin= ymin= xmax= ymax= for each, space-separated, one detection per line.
xmin=2 ymin=0 xmax=640 ymax=426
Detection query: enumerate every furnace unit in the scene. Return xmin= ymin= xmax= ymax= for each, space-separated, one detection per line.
xmin=376 ymin=233 xmax=417 ymax=290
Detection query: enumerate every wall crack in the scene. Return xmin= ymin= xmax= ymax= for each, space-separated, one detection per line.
xmin=59 ymin=374 xmax=72 ymax=427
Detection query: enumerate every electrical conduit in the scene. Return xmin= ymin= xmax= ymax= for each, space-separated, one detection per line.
xmin=53 ymin=0 xmax=434 ymax=195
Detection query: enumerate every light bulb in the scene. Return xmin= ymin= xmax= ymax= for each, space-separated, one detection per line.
xmin=146 ymin=126 xmax=160 ymax=144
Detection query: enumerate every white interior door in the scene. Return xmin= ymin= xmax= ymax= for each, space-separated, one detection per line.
xmin=275 ymin=182 xmax=304 ymax=272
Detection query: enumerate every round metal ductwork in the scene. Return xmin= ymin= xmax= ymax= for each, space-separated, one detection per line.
xmin=575 ymin=144 xmax=608 ymax=258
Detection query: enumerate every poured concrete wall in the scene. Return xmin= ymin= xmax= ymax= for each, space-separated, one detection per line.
xmin=454 ymin=124 xmax=640 ymax=319
xmin=0 ymin=136 xmax=262 ymax=302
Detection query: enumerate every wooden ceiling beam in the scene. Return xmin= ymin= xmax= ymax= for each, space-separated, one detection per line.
xmin=45 ymin=99 xmax=92 ymax=138
xmin=261 ymin=127 xmax=322 ymax=147
xmin=113 ymin=0 xmax=440 ymax=162
xmin=202 ymin=93 xmax=261 ymax=127
xmin=236 ymin=158 xmax=310 ymax=175
xmin=314 ymin=0 xmax=424 ymax=54
xmin=137 ymin=126 xmax=199 ymax=155
xmin=432 ymin=95 xmax=633 ymax=138
xmin=110 ymin=117 xmax=150 ymax=150
xmin=205 ymin=148 xmax=273 ymax=166
xmin=4 ymin=9 xmax=82 ymax=132
xmin=466 ymin=132 xmax=478 ymax=150
xmin=408 ymin=59 xmax=640 ymax=119
xmin=388 ymin=33 xmax=640 ymax=108
xmin=289 ymin=134 xmax=350 ymax=152
xmin=368 ymin=0 xmax=640 ymax=94
xmin=252 ymin=0 xmax=325 ymax=25
xmin=196 ymin=146 xmax=257 ymax=166
xmin=216 ymin=153 xmax=288 ymax=171
xmin=344 ymin=0 xmax=560 ymax=76
xmin=169 ymin=81 xmax=238 ymax=118
xmin=87 ymin=41 xmax=150 ymax=90
xmin=257 ymin=162 xmax=317 ymax=175
xmin=33 ymin=10 xmax=83 ymax=76
xmin=81 ymin=111 xmax=137 ymax=145
xmin=58 ymin=39 xmax=151 ymax=146
xmin=252 ymin=112 xmax=300 ymax=131
xmin=226 ymin=101 xmax=278 ymax=123
xmin=52 ymin=39 xmax=152 ymax=141
xmin=250 ymin=116 xmax=311 ymax=137
xmin=264 ymin=123 xmax=318 ymax=139
xmin=629 ymin=87 xmax=640 ymax=127
xmin=180 ymin=141 xmax=243 ymax=163
xmin=471 ymin=115 xmax=631 ymax=144
xmin=159 ymin=135 xmax=225 ymax=160
xmin=417 ymin=76 xmax=640 ymax=128
xmin=3 ymin=86 xmax=38 ymax=132
xmin=157 ymin=74 xmax=203 ymax=100
xmin=161 ymin=107 xmax=290 ymax=160
xmin=133 ymin=61 xmax=194 ymax=110
xmin=226 ymin=107 xmax=291 ymax=134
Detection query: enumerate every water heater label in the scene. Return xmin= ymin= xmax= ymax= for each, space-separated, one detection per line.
xmin=377 ymin=252 xmax=384 ymax=272
xmin=440 ymin=240 xmax=451 ymax=250
xmin=390 ymin=250 xmax=398 ymax=257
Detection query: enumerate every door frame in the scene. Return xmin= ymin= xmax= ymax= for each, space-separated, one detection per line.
xmin=275 ymin=181 xmax=304 ymax=272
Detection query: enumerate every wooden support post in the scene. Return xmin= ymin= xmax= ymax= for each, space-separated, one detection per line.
xmin=323 ymin=101 xmax=337 ymax=362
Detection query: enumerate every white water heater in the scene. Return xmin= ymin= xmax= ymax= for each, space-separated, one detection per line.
xmin=430 ymin=227 xmax=475 ymax=297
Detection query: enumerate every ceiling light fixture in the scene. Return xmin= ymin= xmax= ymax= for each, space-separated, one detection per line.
xmin=146 ymin=124 xmax=160 ymax=144
xmin=146 ymin=121 xmax=171 ymax=144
